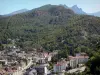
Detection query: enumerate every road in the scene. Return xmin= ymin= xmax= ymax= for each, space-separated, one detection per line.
xmin=13 ymin=59 xmax=33 ymax=75
xmin=67 ymin=66 xmax=86 ymax=73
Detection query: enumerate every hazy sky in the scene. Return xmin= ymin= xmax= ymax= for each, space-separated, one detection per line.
xmin=0 ymin=0 xmax=100 ymax=15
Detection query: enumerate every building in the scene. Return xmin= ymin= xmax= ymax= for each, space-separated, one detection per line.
xmin=35 ymin=52 xmax=52 ymax=64
xmin=25 ymin=64 xmax=48 ymax=75
xmin=69 ymin=53 xmax=89 ymax=68
xmin=38 ymin=58 xmax=46 ymax=64
xmin=53 ymin=60 xmax=68 ymax=72
xmin=35 ymin=65 xmax=48 ymax=75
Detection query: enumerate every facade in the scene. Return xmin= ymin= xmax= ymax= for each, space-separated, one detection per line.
xmin=24 ymin=64 xmax=48 ymax=75
xmin=53 ymin=60 xmax=68 ymax=72
xmin=69 ymin=54 xmax=89 ymax=68
xmin=36 ymin=52 xmax=52 ymax=64
xmin=33 ymin=65 xmax=48 ymax=75
xmin=38 ymin=58 xmax=46 ymax=64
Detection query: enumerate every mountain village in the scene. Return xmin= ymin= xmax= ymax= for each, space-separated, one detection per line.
xmin=0 ymin=44 xmax=89 ymax=75
xmin=0 ymin=1 xmax=100 ymax=75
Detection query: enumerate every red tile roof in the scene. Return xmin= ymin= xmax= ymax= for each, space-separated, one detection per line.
xmin=69 ymin=55 xmax=89 ymax=60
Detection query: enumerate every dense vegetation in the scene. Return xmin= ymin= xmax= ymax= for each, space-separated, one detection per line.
xmin=0 ymin=4 xmax=100 ymax=55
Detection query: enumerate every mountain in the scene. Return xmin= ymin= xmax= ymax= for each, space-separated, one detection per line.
xmin=0 ymin=4 xmax=100 ymax=52
xmin=0 ymin=15 xmax=2 ymax=18
xmin=5 ymin=9 xmax=28 ymax=16
xmin=88 ymin=11 xmax=100 ymax=17
xmin=71 ymin=5 xmax=86 ymax=14
xmin=71 ymin=5 xmax=100 ymax=17
xmin=17 ymin=4 xmax=75 ymax=25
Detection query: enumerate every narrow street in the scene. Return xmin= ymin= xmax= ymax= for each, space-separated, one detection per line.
xmin=13 ymin=59 xmax=33 ymax=75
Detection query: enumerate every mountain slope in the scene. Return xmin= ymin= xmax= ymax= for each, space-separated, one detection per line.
xmin=0 ymin=5 xmax=75 ymax=43
xmin=0 ymin=5 xmax=100 ymax=52
xmin=3 ymin=5 xmax=74 ymax=25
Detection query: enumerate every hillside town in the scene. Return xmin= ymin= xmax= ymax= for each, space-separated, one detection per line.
xmin=1 ymin=0 xmax=100 ymax=74
xmin=0 ymin=44 xmax=89 ymax=75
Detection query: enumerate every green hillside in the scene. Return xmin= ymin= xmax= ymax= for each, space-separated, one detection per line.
xmin=0 ymin=5 xmax=100 ymax=54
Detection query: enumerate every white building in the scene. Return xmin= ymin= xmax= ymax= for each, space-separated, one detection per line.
xmin=53 ymin=60 xmax=68 ymax=72
xmin=69 ymin=54 xmax=89 ymax=68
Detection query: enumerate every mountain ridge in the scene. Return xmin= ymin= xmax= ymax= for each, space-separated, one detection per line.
xmin=4 ymin=9 xmax=28 ymax=16
xmin=71 ymin=5 xmax=86 ymax=14
xmin=1 ymin=4 xmax=100 ymax=17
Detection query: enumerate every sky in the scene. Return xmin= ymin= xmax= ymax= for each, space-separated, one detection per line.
xmin=0 ymin=0 xmax=100 ymax=15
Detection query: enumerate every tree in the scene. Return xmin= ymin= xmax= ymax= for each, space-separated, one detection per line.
xmin=0 ymin=43 xmax=4 ymax=51
xmin=86 ymin=52 xmax=100 ymax=74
